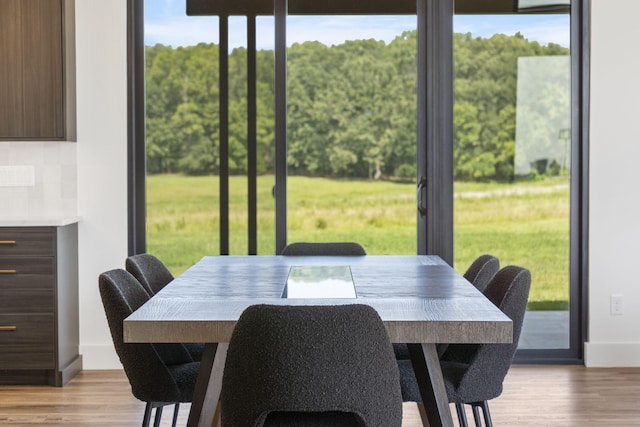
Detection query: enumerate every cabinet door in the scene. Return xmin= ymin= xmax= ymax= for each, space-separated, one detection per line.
xmin=0 ymin=314 xmax=55 ymax=368
xmin=0 ymin=0 xmax=64 ymax=139
xmin=0 ymin=0 xmax=23 ymax=137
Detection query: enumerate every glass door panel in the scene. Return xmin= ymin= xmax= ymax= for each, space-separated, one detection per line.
xmin=144 ymin=8 xmax=277 ymax=261
xmin=452 ymin=13 xmax=571 ymax=349
xmin=285 ymin=16 xmax=417 ymax=254
xmin=144 ymin=3 xmax=220 ymax=274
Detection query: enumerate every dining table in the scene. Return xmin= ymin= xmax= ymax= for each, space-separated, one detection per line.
xmin=123 ymin=255 xmax=512 ymax=427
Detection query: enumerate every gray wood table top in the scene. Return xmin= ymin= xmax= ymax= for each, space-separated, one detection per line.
xmin=124 ymin=255 xmax=512 ymax=345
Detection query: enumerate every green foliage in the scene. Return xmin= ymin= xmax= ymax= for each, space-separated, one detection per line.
xmin=144 ymin=32 xmax=572 ymax=310
xmin=144 ymin=32 xmax=568 ymax=181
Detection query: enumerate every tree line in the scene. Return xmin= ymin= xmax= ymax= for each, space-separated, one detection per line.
xmin=145 ymin=30 xmax=568 ymax=181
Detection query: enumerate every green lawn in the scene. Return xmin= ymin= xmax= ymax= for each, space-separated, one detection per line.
xmin=146 ymin=174 xmax=570 ymax=309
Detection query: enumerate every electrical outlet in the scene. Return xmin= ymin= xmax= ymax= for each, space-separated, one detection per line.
xmin=610 ymin=294 xmax=623 ymax=315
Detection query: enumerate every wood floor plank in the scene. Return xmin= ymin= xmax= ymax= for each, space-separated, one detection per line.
xmin=0 ymin=366 xmax=639 ymax=426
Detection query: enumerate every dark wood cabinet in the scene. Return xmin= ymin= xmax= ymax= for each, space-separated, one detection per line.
xmin=0 ymin=0 xmax=75 ymax=140
xmin=0 ymin=224 xmax=81 ymax=386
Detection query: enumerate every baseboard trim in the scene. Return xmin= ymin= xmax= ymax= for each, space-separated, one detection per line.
xmin=57 ymin=355 xmax=83 ymax=386
xmin=584 ymin=342 xmax=640 ymax=367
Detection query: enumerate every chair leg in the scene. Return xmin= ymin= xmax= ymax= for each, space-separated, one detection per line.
xmin=471 ymin=404 xmax=482 ymax=427
xmin=153 ymin=405 xmax=163 ymax=427
xmin=480 ymin=401 xmax=493 ymax=427
xmin=171 ymin=403 xmax=180 ymax=427
xmin=142 ymin=402 xmax=153 ymax=427
xmin=455 ymin=403 xmax=468 ymax=427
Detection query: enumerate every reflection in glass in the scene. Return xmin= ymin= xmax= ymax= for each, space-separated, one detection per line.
xmin=283 ymin=266 xmax=356 ymax=298
xmin=515 ymin=56 xmax=570 ymax=176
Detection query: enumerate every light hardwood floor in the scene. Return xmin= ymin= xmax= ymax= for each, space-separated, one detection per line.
xmin=0 ymin=366 xmax=639 ymax=426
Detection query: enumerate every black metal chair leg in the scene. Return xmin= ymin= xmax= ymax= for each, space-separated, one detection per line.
xmin=171 ymin=403 xmax=180 ymax=427
xmin=481 ymin=401 xmax=493 ymax=427
xmin=142 ymin=402 xmax=153 ymax=427
xmin=153 ymin=405 xmax=163 ymax=427
xmin=456 ymin=403 xmax=469 ymax=427
xmin=472 ymin=404 xmax=483 ymax=426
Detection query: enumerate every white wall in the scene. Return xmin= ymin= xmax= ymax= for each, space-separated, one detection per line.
xmin=74 ymin=1 xmax=129 ymax=368
xmin=584 ymin=0 xmax=640 ymax=366
xmin=2 ymin=1 xmax=639 ymax=369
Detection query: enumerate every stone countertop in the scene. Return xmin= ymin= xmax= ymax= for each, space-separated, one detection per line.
xmin=0 ymin=216 xmax=81 ymax=227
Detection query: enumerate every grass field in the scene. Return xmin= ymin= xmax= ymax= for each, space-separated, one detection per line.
xmin=146 ymin=174 xmax=570 ymax=309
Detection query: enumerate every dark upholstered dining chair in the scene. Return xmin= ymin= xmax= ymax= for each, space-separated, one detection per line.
xmin=398 ymin=265 xmax=531 ymax=427
xmin=220 ymin=304 xmax=402 ymax=427
xmin=125 ymin=253 xmax=174 ymax=296
xmin=463 ymin=254 xmax=500 ymax=293
xmin=394 ymin=254 xmax=500 ymax=360
xmin=280 ymin=241 xmax=367 ymax=256
xmin=99 ymin=269 xmax=201 ymax=427
xmin=125 ymin=253 xmax=205 ymax=361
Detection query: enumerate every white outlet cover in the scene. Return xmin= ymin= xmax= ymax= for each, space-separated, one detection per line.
xmin=610 ymin=294 xmax=623 ymax=315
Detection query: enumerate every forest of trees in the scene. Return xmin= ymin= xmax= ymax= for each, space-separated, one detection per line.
xmin=145 ymin=30 xmax=569 ymax=182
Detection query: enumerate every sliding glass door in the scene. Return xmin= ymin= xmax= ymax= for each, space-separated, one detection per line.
xmin=131 ymin=0 xmax=587 ymax=361
xmin=452 ymin=13 xmax=571 ymax=350
xmin=285 ymin=16 xmax=417 ymax=254
xmin=450 ymin=1 xmax=587 ymax=360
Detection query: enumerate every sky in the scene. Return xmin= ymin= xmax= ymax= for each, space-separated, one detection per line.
xmin=144 ymin=0 xmax=570 ymax=49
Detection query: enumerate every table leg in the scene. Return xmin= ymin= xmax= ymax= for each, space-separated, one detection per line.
xmin=187 ymin=343 xmax=228 ymax=427
xmin=407 ymin=343 xmax=454 ymax=427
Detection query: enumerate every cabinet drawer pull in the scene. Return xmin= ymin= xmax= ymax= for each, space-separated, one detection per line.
xmin=0 ymin=240 xmax=17 ymax=245
xmin=0 ymin=326 xmax=17 ymax=331
xmin=0 ymin=269 xmax=17 ymax=274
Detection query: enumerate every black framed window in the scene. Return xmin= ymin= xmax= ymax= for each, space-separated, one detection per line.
xmin=127 ymin=0 xmax=588 ymax=362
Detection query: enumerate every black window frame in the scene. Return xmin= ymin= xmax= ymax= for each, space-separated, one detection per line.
xmin=127 ymin=0 xmax=589 ymax=363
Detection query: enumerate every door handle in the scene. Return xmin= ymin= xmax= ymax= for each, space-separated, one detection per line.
xmin=417 ymin=176 xmax=427 ymax=217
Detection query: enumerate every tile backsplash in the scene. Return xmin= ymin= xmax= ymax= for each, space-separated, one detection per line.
xmin=0 ymin=142 xmax=77 ymax=218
